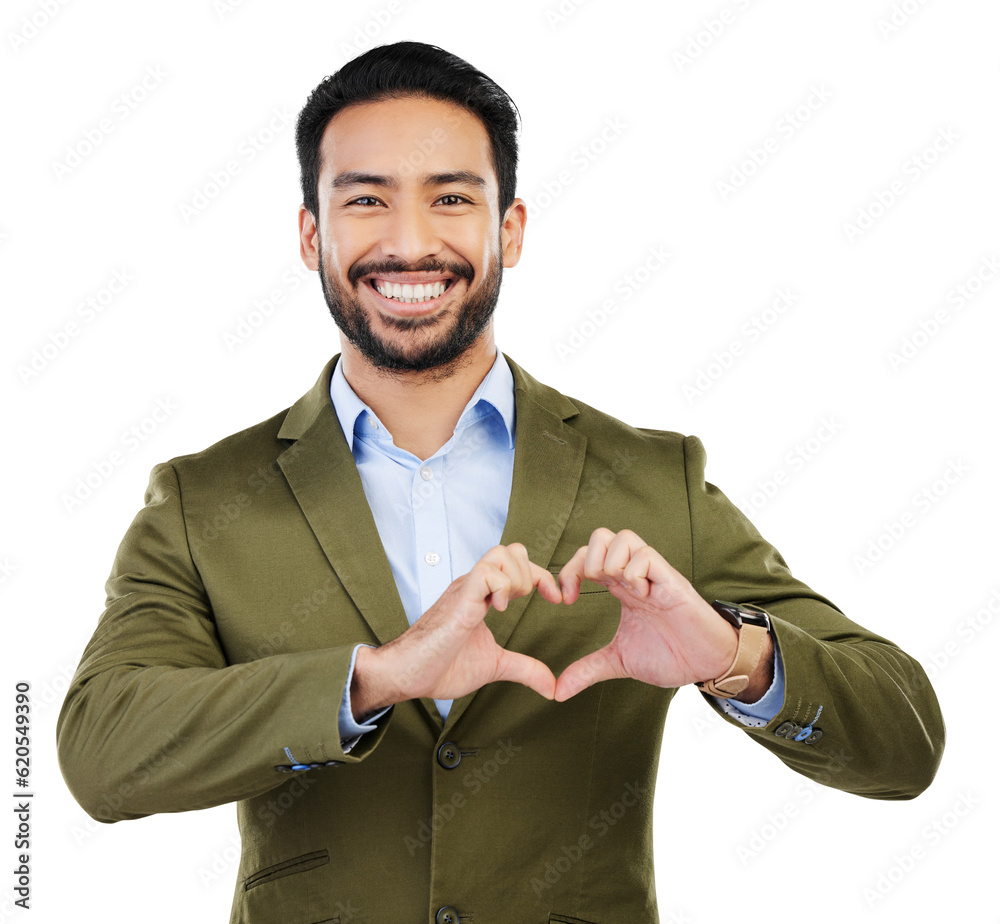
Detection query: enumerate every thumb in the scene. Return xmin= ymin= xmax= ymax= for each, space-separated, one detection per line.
xmin=494 ymin=649 xmax=557 ymax=700
xmin=554 ymin=646 xmax=623 ymax=702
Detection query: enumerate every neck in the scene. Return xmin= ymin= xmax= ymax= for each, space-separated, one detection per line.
xmin=339 ymin=332 xmax=498 ymax=460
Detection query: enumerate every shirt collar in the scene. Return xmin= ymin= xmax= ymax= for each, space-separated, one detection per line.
xmin=330 ymin=351 xmax=516 ymax=453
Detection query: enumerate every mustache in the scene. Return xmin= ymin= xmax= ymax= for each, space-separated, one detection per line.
xmin=347 ymin=258 xmax=475 ymax=287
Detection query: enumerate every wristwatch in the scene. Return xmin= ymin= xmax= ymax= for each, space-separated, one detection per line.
xmin=695 ymin=600 xmax=772 ymax=699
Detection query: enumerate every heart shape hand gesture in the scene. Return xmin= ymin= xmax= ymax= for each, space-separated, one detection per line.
xmin=351 ymin=528 xmax=770 ymax=721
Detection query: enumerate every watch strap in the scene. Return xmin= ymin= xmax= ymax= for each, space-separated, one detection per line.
xmin=695 ymin=619 xmax=770 ymax=699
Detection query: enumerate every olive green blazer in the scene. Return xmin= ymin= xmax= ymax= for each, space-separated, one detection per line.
xmin=57 ymin=355 xmax=944 ymax=924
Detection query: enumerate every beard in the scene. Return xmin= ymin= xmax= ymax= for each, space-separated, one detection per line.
xmin=318 ymin=242 xmax=503 ymax=377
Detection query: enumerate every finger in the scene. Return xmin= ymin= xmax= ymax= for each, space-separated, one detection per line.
xmin=554 ymin=646 xmax=623 ymax=701
xmin=602 ymin=529 xmax=649 ymax=589
xmin=503 ymin=542 xmax=534 ymax=594
xmin=529 ymin=562 xmax=563 ymax=604
xmin=618 ymin=547 xmax=654 ymax=598
xmin=482 ymin=543 xmax=532 ymax=600
xmin=479 ymin=564 xmax=513 ymax=612
xmin=494 ymin=649 xmax=557 ymax=699
xmin=621 ymin=544 xmax=680 ymax=599
xmin=583 ymin=527 xmax=616 ymax=585
xmin=557 ymin=544 xmax=589 ymax=603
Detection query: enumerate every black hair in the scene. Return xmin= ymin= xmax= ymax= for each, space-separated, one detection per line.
xmin=295 ymin=41 xmax=520 ymax=222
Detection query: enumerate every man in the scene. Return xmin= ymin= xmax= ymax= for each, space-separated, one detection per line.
xmin=57 ymin=41 xmax=945 ymax=923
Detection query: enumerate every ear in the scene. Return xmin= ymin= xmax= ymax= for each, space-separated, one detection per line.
xmin=500 ymin=198 xmax=527 ymax=269
xmin=298 ymin=205 xmax=320 ymax=271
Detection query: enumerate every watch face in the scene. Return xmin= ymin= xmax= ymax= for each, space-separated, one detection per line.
xmin=712 ymin=600 xmax=770 ymax=628
xmin=736 ymin=605 xmax=771 ymax=628
xmin=710 ymin=601 xmax=743 ymax=627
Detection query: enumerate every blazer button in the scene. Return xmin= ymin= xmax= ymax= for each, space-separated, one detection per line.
xmin=435 ymin=906 xmax=460 ymax=924
xmin=775 ymin=721 xmax=801 ymax=739
xmin=437 ymin=742 xmax=462 ymax=769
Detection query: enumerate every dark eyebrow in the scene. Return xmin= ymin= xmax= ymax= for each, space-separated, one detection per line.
xmin=331 ymin=170 xmax=487 ymax=192
xmin=331 ymin=171 xmax=395 ymax=190
xmin=425 ymin=171 xmax=487 ymax=191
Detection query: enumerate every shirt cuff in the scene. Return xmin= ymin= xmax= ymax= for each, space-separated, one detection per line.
xmin=339 ymin=643 xmax=392 ymax=753
xmin=712 ymin=635 xmax=784 ymax=728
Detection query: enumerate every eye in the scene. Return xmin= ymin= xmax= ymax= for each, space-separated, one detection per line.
xmin=347 ymin=196 xmax=382 ymax=207
xmin=437 ymin=194 xmax=469 ymax=206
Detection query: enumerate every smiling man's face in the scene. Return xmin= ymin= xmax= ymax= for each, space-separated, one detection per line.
xmin=298 ymin=94 xmax=525 ymax=376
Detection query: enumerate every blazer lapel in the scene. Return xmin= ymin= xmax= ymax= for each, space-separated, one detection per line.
xmin=442 ymin=354 xmax=587 ymax=734
xmin=276 ymin=357 xmax=411 ymax=650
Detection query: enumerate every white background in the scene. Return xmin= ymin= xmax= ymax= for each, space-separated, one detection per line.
xmin=2 ymin=0 xmax=998 ymax=921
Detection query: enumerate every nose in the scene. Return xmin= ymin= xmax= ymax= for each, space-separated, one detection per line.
xmin=378 ymin=197 xmax=444 ymax=265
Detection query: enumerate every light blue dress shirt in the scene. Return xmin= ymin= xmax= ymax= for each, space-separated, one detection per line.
xmin=328 ymin=351 xmax=784 ymax=746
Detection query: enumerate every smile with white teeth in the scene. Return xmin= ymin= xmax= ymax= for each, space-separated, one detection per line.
xmin=371 ymin=279 xmax=451 ymax=303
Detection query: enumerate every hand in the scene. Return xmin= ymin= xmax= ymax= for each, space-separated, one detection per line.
xmin=554 ymin=528 xmax=746 ymax=701
xmin=351 ymin=543 xmax=562 ymax=718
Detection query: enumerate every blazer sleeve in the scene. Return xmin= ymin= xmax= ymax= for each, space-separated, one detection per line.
xmin=56 ymin=462 xmax=390 ymax=824
xmin=682 ymin=435 xmax=945 ymax=799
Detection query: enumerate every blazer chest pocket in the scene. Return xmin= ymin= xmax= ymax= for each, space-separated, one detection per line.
xmin=549 ymin=915 xmax=600 ymax=924
xmin=243 ymin=849 xmax=329 ymax=891
xmin=537 ymin=576 xmax=618 ymax=670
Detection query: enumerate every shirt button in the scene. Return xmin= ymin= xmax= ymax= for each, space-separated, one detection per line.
xmin=420 ymin=466 xmax=433 ymax=481
xmin=367 ymin=417 xmax=378 ymax=430
xmin=424 ymin=552 xmax=441 ymax=566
